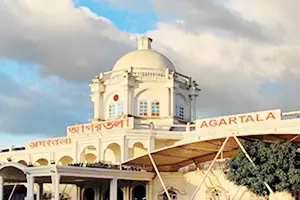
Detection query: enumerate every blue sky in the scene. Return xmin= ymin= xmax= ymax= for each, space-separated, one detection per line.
xmin=77 ymin=0 xmax=158 ymax=33
xmin=0 ymin=0 xmax=299 ymax=148
xmin=0 ymin=0 xmax=156 ymax=147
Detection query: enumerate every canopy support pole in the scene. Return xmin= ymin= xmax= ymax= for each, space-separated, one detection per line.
xmin=232 ymin=135 xmax=277 ymax=198
xmin=148 ymin=153 xmax=172 ymax=200
xmin=8 ymin=184 xmax=17 ymax=200
xmin=189 ymin=136 xmax=230 ymax=200
xmin=192 ymin=160 xmax=215 ymax=200
xmin=289 ymin=135 xmax=299 ymax=142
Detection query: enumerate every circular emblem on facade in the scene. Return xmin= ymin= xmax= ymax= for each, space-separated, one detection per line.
xmin=113 ymin=94 xmax=119 ymax=101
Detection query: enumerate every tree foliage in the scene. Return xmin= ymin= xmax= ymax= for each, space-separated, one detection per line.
xmin=224 ymin=140 xmax=300 ymax=198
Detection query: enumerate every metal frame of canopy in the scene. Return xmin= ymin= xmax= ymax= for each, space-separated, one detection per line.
xmin=123 ymin=133 xmax=300 ymax=200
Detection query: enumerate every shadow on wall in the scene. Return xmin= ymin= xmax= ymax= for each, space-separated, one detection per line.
xmin=104 ymin=143 xmax=121 ymax=163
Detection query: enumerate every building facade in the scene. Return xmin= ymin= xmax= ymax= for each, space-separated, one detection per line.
xmin=0 ymin=36 xmax=299 ymax=200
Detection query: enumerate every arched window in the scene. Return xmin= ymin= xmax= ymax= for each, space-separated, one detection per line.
xmin=175 ymin=104 xmax=184 ymax=119
xmin=151 ymin=100 xmax=160 ymax=116
xmin=109 ymin=104 xmax=116 ymax=119
xmin=117 ymin=103 xmax=123 ymax=115
xmin=159 ymin=190 xmax=177 ymax=200
xmin=139 ymin=100 xmax=148 ymax=116
xmin=109 ymin=102 xmax=124 ymax=119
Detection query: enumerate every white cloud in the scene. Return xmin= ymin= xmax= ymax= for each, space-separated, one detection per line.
xmin=0 ymin=0 xmax=134 ymax=81
xmin=0 ymin=0 xmax=299 ymax=139
xmin=145 ymin=0 xmax=300 ymax=116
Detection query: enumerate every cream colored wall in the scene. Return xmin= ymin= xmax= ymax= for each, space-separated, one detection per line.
xmin=103 ymin=87 xmax=125 ymax=119
xmin=129 ymin=142 xmax=147 ymax=158
xmin=155 ymin=139 xmax=179 ymax=150
xmin=103 ymin=143 xmax=121 ymax=163
xmin=1 ymin=115 xmax=299 ymax=166
xmin=152 ymin=170 xmax=297 ymax=200
xmin=134 ymin=84 xmax=171 ymax=117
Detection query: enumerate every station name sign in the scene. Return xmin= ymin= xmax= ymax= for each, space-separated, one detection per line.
xmin=28 ymin=137 xmax=71 ymax=148
xmin=67 ymin=118 xmax=129 ymax=135
xmin=196 ymin=109 xmax=281 ymax=129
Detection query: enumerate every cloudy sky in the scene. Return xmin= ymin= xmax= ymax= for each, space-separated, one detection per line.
xmin=0 ymin=0 xmax=299 ymax=147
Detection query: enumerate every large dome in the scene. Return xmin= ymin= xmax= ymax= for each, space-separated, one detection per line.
xmin=112 ymin=36 xmax=175 ymax=72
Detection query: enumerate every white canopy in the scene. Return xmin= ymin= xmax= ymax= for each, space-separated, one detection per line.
xmin=123 ymin=133 xmax=300 ymax=172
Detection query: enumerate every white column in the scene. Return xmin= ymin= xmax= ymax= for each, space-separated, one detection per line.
xmin=170 ymin=87 xmax=174 ymax=116
xmin=124 ymin=186 xmax=130 ymax=200
xmin=26 ymin=175 xmax=35 ymax=200
xmin=124 ymin=87 xmax=129 ymax=115
xmin=110 ymin=178 xmax=118 ymax=200
xmin=147 ymin=181 xmax=154 ymax=200
xmin=51 ymin=174 xmax=61 ymax=200
xmin=0 ymin=176 xmax=3 ymax=200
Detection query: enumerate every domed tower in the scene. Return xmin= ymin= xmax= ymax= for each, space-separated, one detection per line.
xmin=89 ymin=36 xmax=200 ymax=127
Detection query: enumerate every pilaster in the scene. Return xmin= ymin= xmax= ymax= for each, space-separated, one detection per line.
xmin=96 ymin=138 xmax=102 ymax=162
xmin=122 ymin=136 xmax=129 ymax=162
xmin=73 ymin=141 xmax=79 ymax=163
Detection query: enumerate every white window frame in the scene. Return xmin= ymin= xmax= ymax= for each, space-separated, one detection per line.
xmin=175 ymin=104 xmax=184 ymax=119
xmin=139 ymin=100 xmax=148 ymax=116
xmin=151 ymin=100 xmax=160 ymax=117
xmin=108 ymin=104 xmax=116 ymax=119
xmin=117 ymin=102 xmax=124 ymax=116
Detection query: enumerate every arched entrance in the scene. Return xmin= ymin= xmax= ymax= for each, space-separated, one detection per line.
xmin=132 ymin=185 xmax=146 ymax=200
xmin=118 ymin=188 xmax=123 ymax=200
xmin=104 ymin=143 xmax=121 ymax=163
xmin=103 ymin=189 xmax=109 ymax=200
xmin=0 ymin=163 xmax=29 ymax=200
xmin=83 ymin=187 xmax=95 ymax=200
xmin=4 ymin=185 xmax=27 ymax=200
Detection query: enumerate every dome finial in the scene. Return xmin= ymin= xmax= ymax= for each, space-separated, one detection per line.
xmin=137 ymin=36 xmax=152 ymax=50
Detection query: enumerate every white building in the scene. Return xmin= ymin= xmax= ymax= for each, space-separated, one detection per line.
xmin=0 ymin=36 xmax=299 ymax=200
